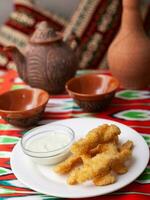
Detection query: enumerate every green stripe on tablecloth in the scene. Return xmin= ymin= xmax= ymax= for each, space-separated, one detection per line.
xmin=138 ymin=174 xmax=150 ymax=181
xmin=0 ymin=167 xmax=12 ymax=175
xmin=0 ymin=124 xmax=20 ymax=130
xmin=114 ymin=109 xmax=150 ymax=121
xmin=0 ymin=136 xmax=19 ymax=144
xmin=116 ymin=90 xmax=150 ymax=100
xmin=137 ymin=166 xmax=150 ymax=183
xmin=142 ymin=134 xmax=150 ymax=146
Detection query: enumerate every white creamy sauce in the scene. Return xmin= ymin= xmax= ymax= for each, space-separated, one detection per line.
xmin=25 ymin=131 xmax=71 ymax=152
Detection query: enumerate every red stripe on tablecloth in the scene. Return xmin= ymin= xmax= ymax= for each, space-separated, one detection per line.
xmin=0 ymin=184 xmax=34 ymax=197
xmin=131 ymin=127 xmax=150 ymax=134
xmin=0 ymin=144 xmax=15 ymax=152
xmin=44 ymin=113 xmax=73 ymax=120
xmin=112 ymin=98 xmax=150 ymax=105
xmin=0 ymin=174 xmax=16 ymax=181
xmin=0 ymin=184 xmax=33 ymax=192
xmin=0 ymin=158 xmax=10 ymax=168
xmin=78 ymin=194 xmax=150 ymax=200
xmin=0 ymin=193 xmax=149 ymax=199
xmin=73 ymin=182 xmax=150 ymax=199
xmin=0 ymin=130 xmax=22 ymax=137
xmin=119 ymin=182 xmax=150 ymax=193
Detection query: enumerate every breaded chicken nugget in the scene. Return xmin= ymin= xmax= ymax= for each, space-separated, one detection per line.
xmin=71 ymin=124 xmax=120 ymax=155
xmin=67 ymin=152 xmax=115 ymax=184
xmin=80 ymin=154 xmax=91 ymax=164
xmin=68 ymin=141 xmax=133 ymax=185
xmin=93 ymin=173 xmax=116 ymax=186
xmin=90 ymin=136 xmax=119 ymax=156
xmin=54 ymin=154 xmax=82 ymax=174
xmin=112 ymin=162 xmax=128 ymax=174
xmin=112 ymin=140 xmax=133 ymax=174
xmin=111 ymin=144 xmax=132 ymax=175
xmin=118 ymin=143 xmax=133 ymax=162
xmin=119 ymin=140 xmax=133 ymax=152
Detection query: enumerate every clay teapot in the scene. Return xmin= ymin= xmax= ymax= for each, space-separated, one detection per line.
xmin=5 ymin=21 xmax=78 ymax=94
xmin=107 ymin=0 xmax=150 ymax=89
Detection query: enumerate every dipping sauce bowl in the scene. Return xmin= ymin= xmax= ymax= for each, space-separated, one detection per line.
xmin=0 ymin=88 xmax=49 ymax=127
xmin=66 ymin=73 xmax=119 ymax=112
xmin=21 ymin=124 xmax=75 ymax=165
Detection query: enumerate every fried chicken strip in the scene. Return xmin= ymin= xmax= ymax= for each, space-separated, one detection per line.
xmin=112 ymin=140 xmax=133 ymax=174
xmin=54 ymin=154 xmax=82 ymax=174
xmin=71 ymin=124 xmax=120 ymax=155
xmin=54 ymin=134 xmax=119 ymax=175
xmin=67 ymin=141 xmax=118 ymax=184
xmin=90 ymin=136 xmax=119 ymax=156
xmin=67 ymin=152 xmax=113 ymax=184
xmin=53 ymin=145 xmax=102 ymax=175
xmin=67 ymin=141 xmax=133 ymax=185
xmin=93 ymin=172 xmax=116 ymax=186
xmin=112 ymin=162 xmax=128 ymax=174
xmin=119 ymin=140 xmax=133 ymax=152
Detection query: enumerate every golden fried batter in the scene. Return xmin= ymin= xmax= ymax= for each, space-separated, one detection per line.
xmin=119 ymin=140 xmax=133 ymax=152
xmin=54 ymin=124 xmax=134 ymax=187
xmin=71 ymin=124 xmax=120 ymax=155
xmin=112 ymin=162 xmax=128 ymax=174
xmin=54 ymin=154 xmax=82 ymax=174
xmin=67 ymin=141 xmax=133 ymax=185
xmin=93 ymin=173 xmax=116 ymax=186
xmin=67 ymin=152 xmax=115 ymax=184
xmin=112 ymin=141 xmax=133 ymax=174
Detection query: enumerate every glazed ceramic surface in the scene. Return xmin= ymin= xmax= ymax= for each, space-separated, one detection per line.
xmin=0 ymin=88 xmax=49 ymax=127
xmin=107 ymin=0 xmax=150 ymax=89
xmin=66 ymin=73 xmax=119 ymax=112
xmin=5 ymin=21 xmax=78 ymax=94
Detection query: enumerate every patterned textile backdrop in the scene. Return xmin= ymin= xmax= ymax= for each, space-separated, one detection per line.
xmin=64 ymin=0 xmax=122 ymax=69
xmin=0 ymin=0 xmax=67 ymax=70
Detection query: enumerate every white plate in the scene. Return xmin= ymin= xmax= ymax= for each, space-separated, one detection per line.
xmin=10 ymin=118 xmax=149 ymax=198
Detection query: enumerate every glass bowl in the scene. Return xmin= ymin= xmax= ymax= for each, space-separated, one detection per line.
xmin=21 ymin=124 xmax=75 ymax=165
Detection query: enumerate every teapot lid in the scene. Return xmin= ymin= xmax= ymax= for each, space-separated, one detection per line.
xmin=30 ymin=21 xmax=62 ymax=44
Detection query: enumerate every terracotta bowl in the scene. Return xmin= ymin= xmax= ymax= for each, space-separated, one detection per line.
xmin=0 ymin=88 xmax=49 ymax=127
xmin=66 ymin=73 xmax=119 ymax=112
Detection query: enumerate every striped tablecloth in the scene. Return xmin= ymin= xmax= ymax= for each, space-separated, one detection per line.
xmin=0 ymin=69 xmax=149 ymax=200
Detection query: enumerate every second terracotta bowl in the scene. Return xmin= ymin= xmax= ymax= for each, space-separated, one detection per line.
xmin=66 ymin=73 xmax=119 ymax=112
xmin=0 ymin=88 xmax=49 ymax=127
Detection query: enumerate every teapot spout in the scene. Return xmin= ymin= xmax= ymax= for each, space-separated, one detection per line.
xmin=4 ymin=46 xmax=27 ymax=81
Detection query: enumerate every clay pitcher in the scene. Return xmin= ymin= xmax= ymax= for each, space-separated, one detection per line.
xmin=107 ymin=0 xmax=150 ymax=89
